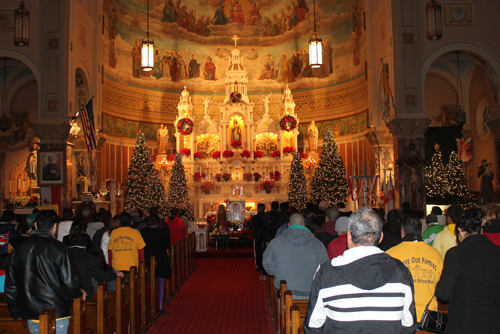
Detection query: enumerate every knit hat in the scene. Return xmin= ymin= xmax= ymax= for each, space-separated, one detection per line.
xmin=426 ymin=213 xmax=438 ymax=224
xmin=335 ymin=217 xmax=350 ymax=233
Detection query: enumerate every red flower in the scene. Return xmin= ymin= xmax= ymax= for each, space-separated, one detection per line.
xmin=241 ymin=150 xmax=251 ymax=158
xmin=222 ymin=173 xmax=232 ymax=181
xmin=168 ymin=154 xmax=176 ymax=161
xmin=222 ymin=150 xmax=234 ymax=158
xmin=300 ymin=152 xmax=307 ymax=159
xmin=193 ymin=172 xmax=206 ymax=181
xmin=180 ymin=148 xmax=191 ymax=156
xmin=150 ymin=154 xmax=156 ymax=162
xmin=231 ymin=139 xmax=242 ymax=148
xmin=279 ymin=115 xmax=298 ymax=132
xmin=253 ymin=150 xmax=263 ymax=158
xmin=194 ymin=152 xmax=203 ymax=159
xmin=177 ymin=118 xmax=194 ymax=135
xmin=211 ymin=151 xmax=221 ymax=159
xmin=283 ymin=146 xmax=295 ymax=153
xmin=271 ymin=150 xmax=281 ymax=158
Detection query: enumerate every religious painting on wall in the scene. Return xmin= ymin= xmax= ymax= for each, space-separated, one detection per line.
xmin=228 ymin=200 xmax=245 ymax=223
xmin=197 ymin=133 xmax=219 ymax=157
xmin=255 ymin=132 xmax=278 ymax=156
xmin=38 ymin=151 xmax=65 ymax=186
xmin=102 ymin=0 xmax=366 ymax=93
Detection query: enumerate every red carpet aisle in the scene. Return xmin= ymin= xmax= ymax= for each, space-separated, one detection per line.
xmin=148 ymin=247 xmax=274 ymax=334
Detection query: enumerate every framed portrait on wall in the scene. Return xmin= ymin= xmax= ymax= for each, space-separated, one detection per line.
xmin=38 ymin=151 xmax=65 ymax=186
xmin=0 ymin=11 xmax=15 ymax=32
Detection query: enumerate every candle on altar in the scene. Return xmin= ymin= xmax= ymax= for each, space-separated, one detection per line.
xmin=206 ymin=159 xmax=209 ymax=168
xmin=17 ymin=178 xmax=20 ymax=190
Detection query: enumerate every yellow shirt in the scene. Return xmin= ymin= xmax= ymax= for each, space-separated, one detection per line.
xmin=386 ymin=240 xmax=444 ymax=321
xmin=108 ymin=227 xmax=146 ymax=271
xmin=432 ymin=224 xmax=457 ymax=258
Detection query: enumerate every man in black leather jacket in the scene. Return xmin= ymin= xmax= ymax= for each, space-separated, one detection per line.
xmin=5 ymin=210 xmax=83 ymax=334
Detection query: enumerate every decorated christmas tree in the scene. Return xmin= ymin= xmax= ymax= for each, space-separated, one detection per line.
xmin=287 ymin=151 xmax=309 ymax=211
xmin=166 ymin=153 xmax=193 ymax=219
xmin=425 ymin=143 xmax=448 ymax=200
xmin=125 ymin=132 xmax=164 ymax=212
xmin=310 ymin=128 xmax=349 ymax=206
xmin=446 ymin=151 xmax=476 ymax=208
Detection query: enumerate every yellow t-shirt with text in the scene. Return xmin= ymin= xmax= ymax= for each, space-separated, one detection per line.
xmin=386 ymin=240 xmax=444 ymax=321
xmin=108 ymin=227 xmax=146 ymax=271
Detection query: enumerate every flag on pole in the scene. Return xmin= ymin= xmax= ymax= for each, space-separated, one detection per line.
xmin=80 ymin=99 xmax=97 ymax=151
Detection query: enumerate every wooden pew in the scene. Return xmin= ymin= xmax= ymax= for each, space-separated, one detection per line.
xmin=113 ymin=276 xmax=130 ymax=334
xmin=86 ymin=283 xmax=111 ymax=334
xmin=290 ymin=305 xmax=302 ymax=334
xmin=279 ymin=280 xmax=287 ymax=334
xmin=129 ymin=267 xmax=142 ymax=334
xmin=266 ymin=275 xmax=279 ymax=334
xmin=284 ymin=290 xmax=308 ymax=334
xmin=170 ymin=242 xmax=179 ymax=295
xmin=0 ymin=301 xmax=30 ymax=333
xmin=69 ymin=297 xmax=95 ymax=334
xmin=39 ymin=308 xmax=57 ymax=334
xmin=0 ymin=308 xmax=56 ymax=334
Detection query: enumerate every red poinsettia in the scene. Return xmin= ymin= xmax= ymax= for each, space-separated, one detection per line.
xmin=215 ymin=173 xmax=222 ymax=181
xmin=283 ymin=146 xmax=295 ymax=153
xmin=271 ymin=150 xmax=281 ymax=158
xmin=241 ymin=150 xmax=251 ymax=158
xmin=253 ymin=150 xmax=263 ymax=158
xmin=231 ymin=139 xmax=242 ymax=148
xmin=222 ymin=173 xmax=232 ymax=181
xmin=222 ymin=150 xmax=234 ymax=158
xmin=300 ymin=152 xmax=307 ymax=159
xmin=168 ymin=154 xmax=176 ymax=161
xmin=243 ymin=173 xmax=253 ymax=181
xmin=193 ymin=172 xmax=206 ymax=182
xmin=270 ymin=171 xmax=282 ymax=181
xmin=180 ymin=148 xmax=191 ymax=156
xmin=211 ymin=151 xmax=221 ymax=159
xmin=194 ymin=152 xmax=202 ymax=160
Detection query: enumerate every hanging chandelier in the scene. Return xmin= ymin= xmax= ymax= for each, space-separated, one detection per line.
xmin=308 ymin=0 xmax=322 ymax=68
xmin=141 ymin=0 xmax=154 ymax=71
xmin=426 ymin=0 xmax=442 ymax=41
xmin=455 ymin=52 xmax=466 ymax=125
xmin=14 ymin=0 xmax=30 ymax=46
xmin=0 ymin=59 xmax=10 ymax=132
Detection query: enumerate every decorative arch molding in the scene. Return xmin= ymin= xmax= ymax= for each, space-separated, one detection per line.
xmin=75 ymin=61 xmax=93 ymax=97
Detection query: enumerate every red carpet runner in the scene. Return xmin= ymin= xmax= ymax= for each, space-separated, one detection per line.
xmin=149 ymin=247 xmax=274 ymax=334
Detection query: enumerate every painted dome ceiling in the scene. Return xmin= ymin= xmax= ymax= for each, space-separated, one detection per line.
xmin=103 ymin=0 xmax=366 ymax=93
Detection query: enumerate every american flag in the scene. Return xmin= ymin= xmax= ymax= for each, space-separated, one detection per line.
xmin=80 ymin=99 xmax=97 ymax=151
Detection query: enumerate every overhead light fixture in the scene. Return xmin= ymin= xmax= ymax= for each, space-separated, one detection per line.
xmin=455 ymin=52 xmax=466 ymax=125
xmin=426 ymin=0 xmax=442 ymax=41
xmin=141 ymin=0 xmax=154 ymax=71
xmin=308 ymin=0 xmax=322 ymax=68
xmin=0 ymin=59 xmax=10 ymax=132
xmin=14 ymin=0 xmax=30 ymax=46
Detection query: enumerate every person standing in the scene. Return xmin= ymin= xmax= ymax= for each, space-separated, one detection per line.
xmin=166 ymin=208 xmax=186 ymax=246
xmin=5 ymin=210 xmax=83 ymax=333
xmin=432 ymin=205 xmax=463 ymax=258
xmin=251 ymin=203 xmax=269 ymax=276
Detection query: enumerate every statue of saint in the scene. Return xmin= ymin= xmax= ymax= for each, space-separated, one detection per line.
xmin=157 ymin=124 xmax=169 ymax=154
xmin=201 ymin=95 xmax=213 ymax=116
xmin=231 ymin=119 xmax=242 ymax=142
xmin=25 ymin=137 xmax=40 ymax=187
xmin=216 ymin=204 xmax=229 ymax=231
xmin=76 ymin=170 xmax=88 ymax=201
xmin=308 ymin=121 xmax=319 ymax=151
xmin=261 ymin=92 xmax=272 ymax=115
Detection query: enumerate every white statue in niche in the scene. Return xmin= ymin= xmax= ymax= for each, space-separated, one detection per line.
xmin=261 ymin=92 xmax=272 ymax=114
xmin=201 ymin=95 xmax=214 ymax=116
xmin=308 ymin=121 xmax=318 ymax=151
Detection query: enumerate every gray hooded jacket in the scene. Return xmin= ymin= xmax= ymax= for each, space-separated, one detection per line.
xmin=263 ymin=227 xmax=328 ymax=296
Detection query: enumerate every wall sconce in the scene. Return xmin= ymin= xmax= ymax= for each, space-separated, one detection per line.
xmin=426 ymin=0 xmax=442 ymax=41
xmin=14 ymin=0 xmax=30 ymax=46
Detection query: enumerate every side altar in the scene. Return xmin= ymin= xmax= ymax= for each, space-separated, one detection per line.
xmin=155 ymin=39 xmax=302 ymax=218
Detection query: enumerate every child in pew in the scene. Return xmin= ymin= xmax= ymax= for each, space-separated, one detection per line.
xmin=68 ymin=232 xmax=124 ymax=301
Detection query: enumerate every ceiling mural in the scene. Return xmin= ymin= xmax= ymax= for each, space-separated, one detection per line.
xmin=103 ymin=0 xmax=366 ymax=93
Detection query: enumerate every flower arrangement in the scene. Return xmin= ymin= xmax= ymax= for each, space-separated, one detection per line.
xmin=200 ymin=181 xmax=215 ymax=193
xmin=300 ymin=152 xmax=307 ymax=159
xmin=150 ymin=154 xmax=156 ymax=162
xmin=229 ymin=91 xmax=242 ymax=104
xmin=270 ymin=171 xmax=282 ymax=181
xmin=283 ymin=146 xmax=295 ymax=153
xmin=75 ymin=201 xmax=95 ymax=223
xmin=253 ymin=150 xmax=263 ymax=159
xmin=222 ymin=150 xmax=234 ymax=159
xmin=177 ymin=118 xmax=194 ymax=135
xmin=231 ymin=139 xmax=242 ymax=148
xmin=168 ymin=154 xmax=176 ymax=161
xmin=279 ymin=115 xmax=297 ymax=131
xmin=193 ymin=172 xmax=206 ymax=182
xmin=241 ymin=150 xmax=251 ymax=158
xmin=206 ymin=214 xmax=217 ymax=232
xmin=271 ymin=150 xmax=281 ymax=158
xmin=260 ymin=180 xmax=275 ymax=192
xmin=194 ymin=151 xmax=203 ymax=160
xmin=11 ymin=196 xmax=30 ymax=207
xmin=253 ymin=172 xmax=262 ymax=181
xmin=180 ymin=148 xmax=191 ymax=156
xmin=211 ymin=151 xmax=221 ymax=159
xmin=222 ymin=173 xmax=232 ymax=181
xmin=231 ymin=220 xmax=241 ymax=231
xmin=215 ymin=173 xmax=222 ymax=182
xmin=243 ymin=172 xmax=253 ymax=181
xmin=25 ymin=196 xmax=39 ymax=208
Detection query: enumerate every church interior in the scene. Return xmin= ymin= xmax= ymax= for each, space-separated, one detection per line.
xmin=0 ymin=0 xmax=499 ymax=216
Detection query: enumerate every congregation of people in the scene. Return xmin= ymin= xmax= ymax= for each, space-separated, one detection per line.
xmin=254 ymin=200 xmax=500 ymax=333
xmin=0 ymin=204 xmax=188 ymax=333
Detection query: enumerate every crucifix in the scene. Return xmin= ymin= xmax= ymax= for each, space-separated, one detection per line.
xmin=349 ymin=161 xmax=378 ymax=210
xmin=231 ymin=35 xmax=239 ymax=47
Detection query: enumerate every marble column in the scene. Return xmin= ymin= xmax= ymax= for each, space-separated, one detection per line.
xmin=388 ymin=118 xmax=431 ymax=213
xmin=365 ymin=129 xmax=394 ymax=206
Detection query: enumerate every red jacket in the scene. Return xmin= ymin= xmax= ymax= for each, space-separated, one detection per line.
xmin=167 ymin=217 xmax=186 ymax=245
xmin=327 ymin=233 xmax=348 ymax=260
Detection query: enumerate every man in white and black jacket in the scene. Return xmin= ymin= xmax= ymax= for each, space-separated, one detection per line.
xmin=304 ymin=207 xmax=417 ymax=334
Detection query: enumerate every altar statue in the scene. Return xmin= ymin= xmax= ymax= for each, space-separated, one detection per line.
xmin=261 ymin=92 xmax=272 ymax=114
xmin=216 ymin=204 xmax=230 ymax=231
xmin=157 ymin=124 xmax=169 ymax=154
xmin=231 ymin=119 xmax=242 ymax=142
xmin=308 ymin=121 xmax=318 ymax=151
xmin=201 ymin=95 xmax=213 ymax=116
xmin=25 ymin=137 xmax=40 ymax=187
xmin=76 ymin=170 xmax=88 ymax=201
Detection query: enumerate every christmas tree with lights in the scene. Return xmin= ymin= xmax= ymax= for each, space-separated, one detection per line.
xmin=446 ymin=150 xmax=476 ymax=208
xmin=166 ymin=153 xmax=193 ymax=219
xmin=425 ymin=143 xmax=448 ymax=200
xmin=287 ymin=151 xmax=309 ymax=211
xmin=310 ymin=128 xmax=349 ymax=206
xmin=125 ymin=132 xmax=164 ymax=212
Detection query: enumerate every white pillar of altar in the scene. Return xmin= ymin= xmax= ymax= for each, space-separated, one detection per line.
xmin=175 ymin=132 xmax=180 ymax=153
